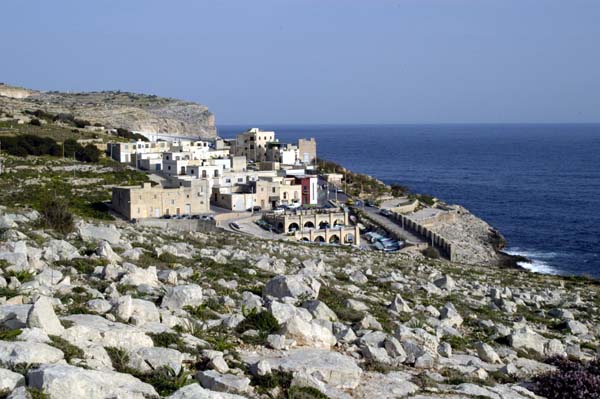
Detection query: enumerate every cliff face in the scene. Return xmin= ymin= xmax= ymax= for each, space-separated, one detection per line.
xmin=0 ymin=83 xmax=216 ymax=139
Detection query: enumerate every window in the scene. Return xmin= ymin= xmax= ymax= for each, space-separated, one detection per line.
xmin=272 ymin=187 xmax=276 ymax=193
xmin=186 ymin=194 xmax=190 ymax=198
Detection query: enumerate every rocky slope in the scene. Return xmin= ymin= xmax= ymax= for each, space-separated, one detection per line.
xmin=0 ymin=207 xmax=597 ymax=398
xmin=0 ymin=83 xmax=216 ymax=139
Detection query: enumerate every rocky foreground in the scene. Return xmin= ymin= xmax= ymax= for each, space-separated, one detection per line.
xmin=0 ymin=209 xmax=598 ymax=398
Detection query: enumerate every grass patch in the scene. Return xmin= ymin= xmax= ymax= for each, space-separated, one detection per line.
xmin=48 ymin=335 xmax=84 ymax=363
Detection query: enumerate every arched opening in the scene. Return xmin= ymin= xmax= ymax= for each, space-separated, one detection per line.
xmin=314 ymin=236 xmax=325 ymax=243
xmin=202 ymin=170 xmax=207 ymax=178
xmin=334 ymin=219 xmax=344 ymax=227
xmin=304 ymin=221 xmax=315 ymax=229
xmin=301 ymin=237 xmax=310 ymax=242
xmin=329 ymin=235 xmax=340 ymax=244
xmin=288 ymin=222 xmax=300 ymax=232
xmin=344 ymin=233 xmax=354 ymax=244
xmin=214 ymin=170 xmax=219 ymax=177
xmin=319 ymin=221 xmax=330 ymax=229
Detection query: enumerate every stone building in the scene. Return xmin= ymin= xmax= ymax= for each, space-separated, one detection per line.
xmin=112 ymin=181 xmax=210 ymax=220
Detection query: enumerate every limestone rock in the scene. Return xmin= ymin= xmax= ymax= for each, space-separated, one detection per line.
xmin=161 ymin=284 xmax=203 ymax=310
xmin=197 ymin=370 xmax=251 ymax=395
xmin=0 ymin=368 xmax=25 ymax=392
xmin=280 ymin=316 xmax=336 ymax=349
xmin=26 ymin=296 xmax=64 ymax=336
xmin=167 ymin=384 xmax=248 ymax=399
xmin=27 ymin=364 xmax=158 ymax=399
xmin=263 ymin=274 xmax=320 ymax=300
xmin=0 ymin=341 xmax=64 ymax=365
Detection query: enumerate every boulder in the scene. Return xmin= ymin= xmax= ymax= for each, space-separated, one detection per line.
xmin=28 ymin=364 xmax=158 ymax=399
xmin=167 ymin=384 xmax=248 ymax=399
xmin=388 ymin=294 xmax=412 ymax=313
xmin=197 ymin=370 xmax=251 ymax=395
xmin=280 ymin=316 xmax=336 ymax=349
xmin=476 ymin=342 xmax=502 ymax=364
xmin=248 ymin=348 xmax=362 ymax=390
xmin=78 ymin=222 xmax=121 ymax=245
xmin=509 ymin=327 xmax=546 ymax=355
xmin=263 ymin=274 xmax=320 ymax=300
xmin=0 ymin=341 xmax=64 ymax=365
xmin=302 ymin=300 xmax=338 ymax=322
xmin=0 ymin=368 xmax=25 ymax=392
xmin=120 ymin=265 xmax=159 ymax=288
xmin=161 ymin=285 xmax=203 ymax=310
xmin=96 ymin=241 xmax=122 ymax=263
xmin=433 ymin=275 xmax=456 ymax=291
xmin=42 ymin=240 xmax=79 ymax=262
xmin=440 ymin=303 xmax=463 ymax=327
xmin=128 ymin=347 xmax=185 ymax=374
xmin=26 ymin=296 xmax=64 ymax=336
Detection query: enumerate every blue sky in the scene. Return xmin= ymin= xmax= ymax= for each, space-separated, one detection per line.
xmin=1 ymin=0 xmax=599 ymax=124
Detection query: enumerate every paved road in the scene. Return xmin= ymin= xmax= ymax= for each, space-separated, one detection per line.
xmin=362 ymin=207 xmax=424 ymax=244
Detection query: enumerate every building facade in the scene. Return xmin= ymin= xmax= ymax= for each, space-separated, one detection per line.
xmin=112 ymin=181 xmax=210 ymax=220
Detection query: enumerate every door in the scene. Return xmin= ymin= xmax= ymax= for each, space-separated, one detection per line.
xmin=176 ymin=208 xmax=181 ymax=215
xmin=154 ymin=208 xmax=160 ymax=218
xmin=185 ymin=204 xmax=191 ymax=214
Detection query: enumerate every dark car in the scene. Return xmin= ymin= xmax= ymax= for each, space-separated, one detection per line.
xmin=191 ymin=214 xmax=201 ymax=219
xmin=162 ymin=214 xmax=172 ymax=219
xmin=247 ymin=206 xmax=261 ymax=212
xmin=229 ymin=222 xmax=240 ymax=230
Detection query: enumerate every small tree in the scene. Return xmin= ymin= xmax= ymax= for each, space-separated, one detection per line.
xmin=29 ymin=118 xmax=41 ymax=126
xmin=40 ymin=198 xmax=74 ymax=235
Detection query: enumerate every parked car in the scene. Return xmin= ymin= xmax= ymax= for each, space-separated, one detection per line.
xmin=229 ymin=222 xmax=240 ymax=230
xmin=191 ymin=214 xmax=201 ymax=219
xmin=180 ymin=214 xmax=190 ymax=219
xmin=162 ymin=214 xmax=172 ymax=219
xmin=247 ymin=206 xmax=261 ymax=212
xmin=286 ymin=202 xmax=301 ymax=210
xmin=273 ymin=207 xmax=285 ymax=215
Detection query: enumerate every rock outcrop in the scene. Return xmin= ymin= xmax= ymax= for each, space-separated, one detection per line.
xmin=0 ymin=83 xmax=216 ymax=138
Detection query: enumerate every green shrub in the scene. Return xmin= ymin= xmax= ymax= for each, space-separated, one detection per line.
xmin=29 ymin=118 xmax=42 ymax=126
xmin=422 ymin=246 xmax=440 ymax=259
xmin=39 ymin=198 xmax=74 ymax=235
xmin=48 ymin=335 xmax=84 ymax=363
xmin=237 ymin=309 xmax=280 ymax=335
xmin=0 ymin=328 xmax=22 ymax=341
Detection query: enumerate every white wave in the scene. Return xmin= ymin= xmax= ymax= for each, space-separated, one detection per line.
xmin=505 ymin=248 xmax=561 ymax=275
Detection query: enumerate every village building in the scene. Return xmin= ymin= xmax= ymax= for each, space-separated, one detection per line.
xmin=112 ymin=181 xmax=210 ymax=220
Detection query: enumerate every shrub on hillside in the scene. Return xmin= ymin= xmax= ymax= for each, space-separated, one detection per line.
xmin=422 ymin=246 xmax=440 ymax=259
xmin=76 ymin=144 xmax=101 ymax=162
xmin=40 ymin=198 xmax=74 ymax=235
xmin=532 ymin=357 xmax=600 ymax=399
xmin=29 ymin=118 xmax=42 ymax=126
xmin=1 ymin=135 xmax=61 ymax=157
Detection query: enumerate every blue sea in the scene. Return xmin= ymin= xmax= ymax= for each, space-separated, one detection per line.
xmin=218 ymin=124 xmax=600 ymax=277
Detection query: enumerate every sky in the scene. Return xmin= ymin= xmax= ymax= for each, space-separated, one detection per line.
xmin=1 ymin=0 xmax=599 ymax=124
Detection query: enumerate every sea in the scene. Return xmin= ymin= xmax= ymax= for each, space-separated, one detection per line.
xmin=218 ymin=124 xmax=600 ymax=278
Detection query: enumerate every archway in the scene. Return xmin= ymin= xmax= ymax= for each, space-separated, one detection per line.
xmin=301 ymin=237 xmax=310 ymax=242
xmin=288 ymin=222 xmax=300 ymax=232
xmin=304 ymin=221 xmax=315 ymax=229
xmin=319 ymin=221 xmax=330 ymax=229
xmin=314 ymin=236 xmax=325 ymax=243
xmin=334 ymin=219 xmax=344 ymax=227
xmin=329 ymin=235 xmax=340 ymax=244
xmin=344 ymin=233 xmax=354 ymax=244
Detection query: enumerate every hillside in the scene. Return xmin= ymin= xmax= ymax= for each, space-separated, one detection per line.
xmin=0 ymin=83 xmax=216 ymax=139
xmin=0 ymin=204 xmax=598 ymax=398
